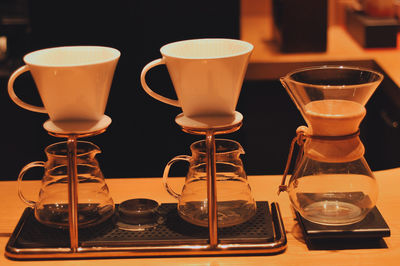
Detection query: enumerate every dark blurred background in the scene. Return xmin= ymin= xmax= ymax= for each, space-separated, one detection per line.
xmin=1 ymin=0 xmax=400 ymax=181
xmin=0 ymin=0 xmax=242 ymax=180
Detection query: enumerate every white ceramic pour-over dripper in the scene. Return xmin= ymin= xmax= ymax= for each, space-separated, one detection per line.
xmin=8 ymin=46 xmax=120 ymax=133
xmin=141 ymin=38 xmax=253 ymax=121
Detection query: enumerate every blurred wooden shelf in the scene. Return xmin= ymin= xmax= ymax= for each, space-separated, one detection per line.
xmin=241 ymin=3 xmax=400 ymax=86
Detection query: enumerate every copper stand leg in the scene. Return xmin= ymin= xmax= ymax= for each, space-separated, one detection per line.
xmin=67 ymin=135 xmax=79 ymax=251
xmin=206 ymin=130 xmax=218 ymax=248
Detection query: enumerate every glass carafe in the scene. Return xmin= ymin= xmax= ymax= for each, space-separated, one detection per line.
xmin=279 ymin=66 xmax=383 ymax=226
xmin=18 ymin=141 xmax=114 ymax=228
xmin=163 ymin=139 xmax=257 ymax=227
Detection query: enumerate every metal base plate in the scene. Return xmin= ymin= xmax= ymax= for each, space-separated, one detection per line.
xmin=175 ymin=112 xmax=243 ymax=135
xmin=5 ymin=201 xmax=287 ymax=259
xmin=43 ymin=115 xmax=111 ymax=136
xmin=175 ymin=112 xmax=243 ymax=131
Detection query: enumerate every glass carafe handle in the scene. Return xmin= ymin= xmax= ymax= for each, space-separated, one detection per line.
xmin=162 ymin=155 xmax=191 ymax=199
xmin=17 ymin=161 xmax=45 ymax=207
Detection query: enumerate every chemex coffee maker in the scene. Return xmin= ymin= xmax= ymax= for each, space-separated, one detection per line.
xmin=279 ymin=66 xmax=390 ymax=244
xmin=5 ymin=40 xmax=286 ymax=259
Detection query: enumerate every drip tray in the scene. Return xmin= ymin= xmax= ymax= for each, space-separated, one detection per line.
xmin=6 ymin=201 xmax=287 ymax=259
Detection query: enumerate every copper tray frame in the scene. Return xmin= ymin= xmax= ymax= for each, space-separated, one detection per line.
xmin=5 ymin=114 xmax=287 ymax=259
xmin=5 ymin=202 xmax=286 ymax=259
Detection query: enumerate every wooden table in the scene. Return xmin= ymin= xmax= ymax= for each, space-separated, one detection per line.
xmin=1 ymin=168 xmax=399 ymax=265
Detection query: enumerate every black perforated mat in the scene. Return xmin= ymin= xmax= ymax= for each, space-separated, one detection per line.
xmin=12 ymin=202 xmax=274 ymax=248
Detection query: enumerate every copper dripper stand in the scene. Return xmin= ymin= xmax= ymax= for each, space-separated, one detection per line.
xmin=174 ymin=111 xmax=287 ymax=253
xmin=43 ymin=115 xmax=112 ymax=252
xmin=175 ymin=112 xmax=244 ymax=247
xmin=6 ymin=112 xmax=287 ymax=259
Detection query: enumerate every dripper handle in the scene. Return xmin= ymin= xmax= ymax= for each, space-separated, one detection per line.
xmin=140 ymin=58 xmax=180 ymax=107
xmin=162 ymin=155 xmax=191 ymax=199
xmin=8 ymin=65 xmax=47 ymax=113
xmin=17 ymin=161 xmax=45 ymax=207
